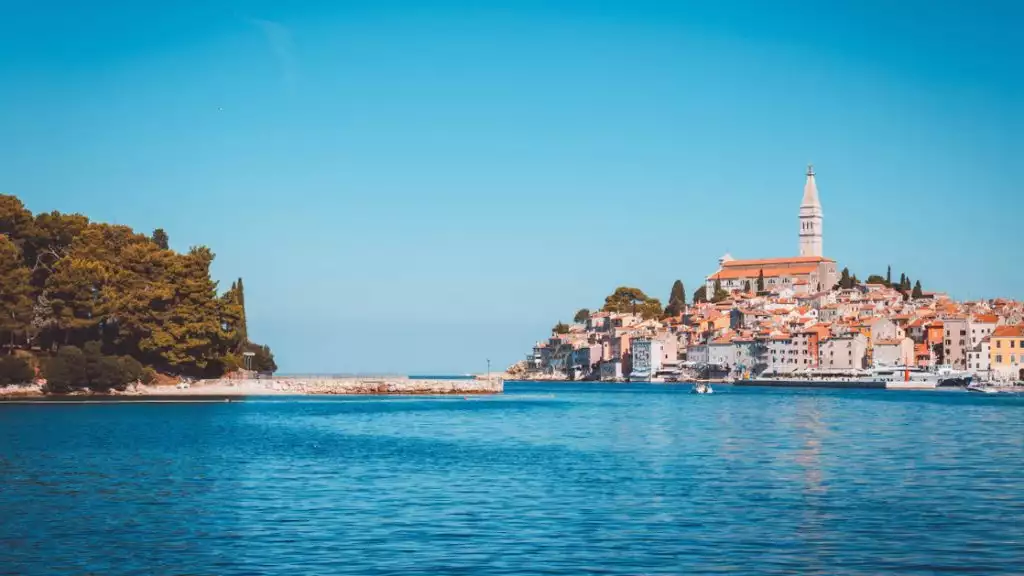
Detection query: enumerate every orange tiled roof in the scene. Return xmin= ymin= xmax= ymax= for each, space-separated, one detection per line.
xmin=709 ymin=264 xmax=820 ymax=280
xmin=992 ymin=325 xmax=1024 ymax=338
xmin=721 ymin=256 xmax=832 ymax=268
xmin=973 ymin=314 xmax=999 ymax=324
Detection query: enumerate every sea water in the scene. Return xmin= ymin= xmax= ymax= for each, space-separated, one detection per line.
xmin=1 ymin=383 xmax=1022 ymax=574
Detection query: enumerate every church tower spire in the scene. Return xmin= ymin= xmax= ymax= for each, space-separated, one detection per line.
xmin=798 ymin=164 xmax=823 ymax=257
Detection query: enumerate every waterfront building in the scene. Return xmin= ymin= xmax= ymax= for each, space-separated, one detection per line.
xmin=968 ymin=338 xmax=991 ymax=376
xmin=629 ymin=338 xmax=663 ymax=380
xmin=873 ymin=338 xmax=915 ymax=366
xmin=819 ymin=333 xmax=869 ymax=370
xmin=989 ymin=325 xmax=1024 ymax=380
xmin=941 ymin=316 xmax=970 ymax=369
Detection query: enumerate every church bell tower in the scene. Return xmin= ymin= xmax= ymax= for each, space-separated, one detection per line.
xmin=799 ymin=164 xmax=823 ymax=257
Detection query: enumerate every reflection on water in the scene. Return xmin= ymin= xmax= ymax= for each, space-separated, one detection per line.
xmin=1 ymin=384 xmax=1023 ymax=575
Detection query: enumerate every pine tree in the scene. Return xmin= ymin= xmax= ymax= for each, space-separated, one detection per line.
xmin=693 ymin=286 xmax=707 ymax=304
xmin=757 ymin=269 xmax=765 ymax=292
xmin=664 ymin=280 xmax=686 ymax=317
xmin=886 ymin=265 xmax=892 ymax=286
xmin=0 ymin=236 xmax=33 ymax=346
xmin=912 ymin=280 xmax=923 ymax=299
xmin=151 ymin=228 xmax=169 ymax=250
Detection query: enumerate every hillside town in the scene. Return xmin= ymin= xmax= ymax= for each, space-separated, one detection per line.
xmin=515 ymin=166 xmax=1024 ymax=383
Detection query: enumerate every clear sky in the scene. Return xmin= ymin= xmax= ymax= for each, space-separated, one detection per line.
xmin=1 ymin=0 xmax=1021 ymax=374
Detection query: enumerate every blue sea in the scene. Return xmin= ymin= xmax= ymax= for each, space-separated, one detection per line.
xmin=2 ymin=383 xmax=1022 ymax=575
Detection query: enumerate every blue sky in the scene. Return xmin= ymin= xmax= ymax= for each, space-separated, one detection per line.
xmin=1 ymin=0 xmax=1021 ymax=374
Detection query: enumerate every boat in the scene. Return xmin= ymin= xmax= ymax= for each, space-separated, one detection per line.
xmin=691 ymin=382 xmax=713 ymax=394
xmin=935 ymin=365 xmax=974 ymax=387
xmin=967 ymin=382 xmax=1023 ymax=395
xmin=870 ymin=366 xmax=941 ymax=390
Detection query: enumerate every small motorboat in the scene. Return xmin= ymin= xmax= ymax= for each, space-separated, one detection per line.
xmin=691 ymin=382 xmax=714 ymax=394
xmin=967 ymin=382 xmax=1008 ymax=394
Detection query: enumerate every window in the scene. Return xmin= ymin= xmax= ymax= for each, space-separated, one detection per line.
xmin=997 ymin=341 xmax=1002 ymax=348
xmin=1012 ymin=355 xmax=1017 ymax=364
xmin=996 ymin=355 xmax=1003 ymax=363
xmin=1013 ymin=341 xmax=1017 ymax=349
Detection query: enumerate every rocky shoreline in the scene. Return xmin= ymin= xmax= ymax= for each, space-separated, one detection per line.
xmin=1 ymin=377 xmax=504 ymax=400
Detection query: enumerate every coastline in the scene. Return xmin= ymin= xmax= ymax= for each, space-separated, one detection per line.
xmin=0 ymin=377 xmax=504 ymax=402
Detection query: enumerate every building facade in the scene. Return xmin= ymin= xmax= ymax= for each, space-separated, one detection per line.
xmin=819 ymin=333 xmax=868 ymax=370
xmin=990 ymin=325 xmax=1024 ymax=380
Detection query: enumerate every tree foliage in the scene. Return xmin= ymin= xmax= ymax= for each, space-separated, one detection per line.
xmin=0 ymin=193 xmax=277 ymax=385
xmin=664 ymin=280 xmax=686 ymax=317
xmin=866 ymin=275 xmax=887 ymax=285
xmin=0 ymin=355 xmax=33 ymax=385
xmin=711 ymin=279 xmax=730 ymax=303
xmin=573 ymin=308 xmax=590 ymax=324
xmin=838 ymin=267 xmax=856 ymax=290
xmin=552 ymin=321 xmax=570 ymax=335
xmin=912 ymin=280 xmax=923 ymax=299
xmin=756 ymin=269 xmax=765 ymax=293
xmin=692 ymin=285 xmax=707 ymax=304
xmin=601 ymin=286 xmax=663 ymax=320
xmin=151 ymin=228 xmax=169 ymax=250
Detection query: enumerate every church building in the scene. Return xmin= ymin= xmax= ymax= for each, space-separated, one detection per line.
xmin=705 ymin=165 xmax=838 ymax=295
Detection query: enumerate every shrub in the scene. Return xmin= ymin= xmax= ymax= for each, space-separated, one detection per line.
xmin=0 ymin=356 xmax=34 ymax=386
xmin=118 ymin=356 xmax=144 ymax=386
xmin=44 ymin=346 xmax=88 ymax=393
xmin=141 ymin=367 xmax=157 ymax=385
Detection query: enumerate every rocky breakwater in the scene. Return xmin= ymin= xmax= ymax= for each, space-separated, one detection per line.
xmin=204 ymin=377 xmax=504 ymax=395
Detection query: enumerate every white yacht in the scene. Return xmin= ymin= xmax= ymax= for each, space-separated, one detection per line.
xmin=869 ymin=366 xmax=941 ymax=390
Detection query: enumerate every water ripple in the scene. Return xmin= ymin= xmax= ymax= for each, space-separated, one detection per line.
xmin=1 ymin=384 xmax=1022 ymax=575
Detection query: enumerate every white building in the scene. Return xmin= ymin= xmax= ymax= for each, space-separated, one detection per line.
xmin=630 ymin=338 xmax=663 ymax=380
xmin=968 ymin=338 xmax=991 ymax=376
xmin=873 ymin=338 xmax=915 ymax=367
xmin=799 ymin=164 xmax=823 ymax=257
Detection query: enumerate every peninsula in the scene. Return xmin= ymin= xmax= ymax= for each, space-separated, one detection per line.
xmin=515 ymin=166 xmax=1024 ymax=384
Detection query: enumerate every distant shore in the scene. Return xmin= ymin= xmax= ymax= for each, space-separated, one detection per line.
xmin=0 ymin=377 xmax=504 ymax=401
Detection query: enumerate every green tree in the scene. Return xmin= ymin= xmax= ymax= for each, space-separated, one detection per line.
xmin=0 ymin=236 xmax=33 ymax=346
xmin=250 ymin=343 xmax=277 ymax=373
xmin=118 ymin=355 xmax=144 ymax=384
xmin=866 ymin=275 xmax=887 ymax=285
xmin=838 ymin=267 xmax=853 ymax=289
xmin=912 ymin=280 xmax=923 ymax=299
xmin=601 ymin=286 xmax=663 ymax=319
xmin=44 ymin=345 xmax=87 ymax=393
xmin=664 ymin=280 xmax=686 ymax=317
xmin=757 ymin=269 xmax=765 ymax=293
xmin=744 ymin=280 xmax=752 ymax=293
xmin=0 ymin=356 xmax=34 ymax=385
xmin=151 ymin=228 xmax=169 ymax=250
xmin=886 ymin=265 xmax=892 ymax=286
xmin=553 ymin=321 xmax=570 ymax=334
xmin=693 ymin=285 xmax=707 ymax=304
xmin=0 ymin=195 xmax=35 ymax=242
xmin=573 ymin=308 xmax=590 ymax=323
xmin=711 ymin=279 xmax=730 ymax=303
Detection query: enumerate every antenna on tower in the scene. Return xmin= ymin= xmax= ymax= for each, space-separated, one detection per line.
xmin=807 ymin=163 xmax=815 ymax=176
